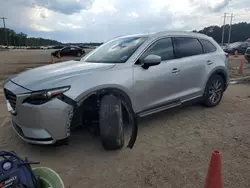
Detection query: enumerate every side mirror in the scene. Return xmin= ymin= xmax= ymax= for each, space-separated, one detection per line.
xmin=142 ymin=55 xmax=161 ymax=69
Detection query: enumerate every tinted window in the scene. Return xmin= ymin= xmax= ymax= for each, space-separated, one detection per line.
xmin=141 ymin=38 xmax=174 ymax=61
xmin=62 ymin=47 xmax=70 ymax=51
xmin=200 ymin=39 xmax=217 ymax=53
xmin=173 ymin=37 xmax=203 ymax=58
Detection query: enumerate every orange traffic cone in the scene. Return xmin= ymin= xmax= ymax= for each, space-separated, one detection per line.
xmin=204 ymin=150 xmax=223 ymax=188
xmin=239 ymin=57 xmax=245 ymax=74
xmin=57 ymin=52 xmax=61 ymax=58
xmin=51 ymin=55 xmax=54 ymax=64
xmin=234 ymin=50 xmax=238 ymax=57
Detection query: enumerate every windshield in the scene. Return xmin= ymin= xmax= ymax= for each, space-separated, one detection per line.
xmin=83 ymin=36 xmax=148 ymax=63
xmin=228 ymin=42 xmax=242 ymax=48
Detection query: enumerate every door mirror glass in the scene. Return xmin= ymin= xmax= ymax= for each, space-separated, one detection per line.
xmin=142 ymin=55 xmax=161 ymax=69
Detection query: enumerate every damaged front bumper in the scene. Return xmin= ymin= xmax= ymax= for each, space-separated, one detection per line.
xmin=3 ymin=80 xmax=75 ymax=144
xmin=3 ymin=80 xmax=138 ymax=148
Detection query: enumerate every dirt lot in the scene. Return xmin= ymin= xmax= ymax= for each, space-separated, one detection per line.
xmin=0 ymin=49 xmax=92 ymax=83
xmin=0 ymin=50 xmax=250 ymax=187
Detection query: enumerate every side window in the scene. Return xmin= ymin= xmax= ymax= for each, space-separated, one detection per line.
xmin=62 ymin=47 xmax=70 ymax=52
xmin=200 ymin=39 xmax=217 ymax=53
xmin=173 ymin=37 xmax=203 ymax=58
xmin=140 ymin=38 xmax=174 ymax=61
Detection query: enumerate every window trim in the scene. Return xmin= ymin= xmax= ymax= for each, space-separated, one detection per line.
xmin=135 ymin=37 xmax=174 ymax=64
xmin=172 ymin=37 xmax=204 ymax=59
xmin=199 ymin=39 xmax=217 ymax=54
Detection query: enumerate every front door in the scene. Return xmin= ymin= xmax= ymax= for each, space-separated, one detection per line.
xmin=132 ymin=38 xmax=181 ymax=114
xmin=61 ymin=47 xmax=71 ymax=56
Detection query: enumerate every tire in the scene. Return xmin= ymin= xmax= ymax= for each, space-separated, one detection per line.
xmin=77 ymin=52 xmax=81 ymax=57
xmin=202 ymin=75 xmax=224 ymax=107
xmin=99 ymin=95 xmax=124 ymax=150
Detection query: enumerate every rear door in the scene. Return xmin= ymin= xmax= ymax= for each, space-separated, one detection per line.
xmin=70 ymin=47 xmax=77 ymax=55
xmin=172 ymin=37 xmax=207 ymax=101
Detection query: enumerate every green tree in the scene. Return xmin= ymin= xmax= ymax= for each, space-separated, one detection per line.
xmin=0 ymin=28 xmax=61 ymax=46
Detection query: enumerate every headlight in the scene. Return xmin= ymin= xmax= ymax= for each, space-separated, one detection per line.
xmin=24 ymin=86 xmax=70 ymax=105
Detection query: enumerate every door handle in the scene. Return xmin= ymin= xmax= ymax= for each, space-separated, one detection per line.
xmin=207 ymin=60 xmax=214 ymax=65
xmin=171 ymin=68 xmax=180 ymax=73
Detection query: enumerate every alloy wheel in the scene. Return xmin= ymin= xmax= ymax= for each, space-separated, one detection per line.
xmin=208 ymin=79 xmax=223 ymax=104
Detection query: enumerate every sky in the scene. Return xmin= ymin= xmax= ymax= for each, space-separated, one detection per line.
xmin=1 ymin=0 xmax=250 ymax=43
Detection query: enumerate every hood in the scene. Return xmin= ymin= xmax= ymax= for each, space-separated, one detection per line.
xmin=11 ymin=60 xmax=115 ymax=91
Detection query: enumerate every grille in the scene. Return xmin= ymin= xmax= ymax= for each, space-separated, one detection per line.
xmin=4 ymin=89 xmax=17 ymax=110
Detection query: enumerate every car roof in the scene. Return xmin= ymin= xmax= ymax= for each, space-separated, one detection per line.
xmin=151 ymin=31 xmax=210 ymax=39
xmin=116 ymin=31 xmax=211 ymax=40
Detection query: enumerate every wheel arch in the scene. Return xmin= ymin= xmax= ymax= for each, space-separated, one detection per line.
xmin=76 ymin=86 xmax=134 ymax=111
xmin=204 ymin=68 xmax=228 ymax=93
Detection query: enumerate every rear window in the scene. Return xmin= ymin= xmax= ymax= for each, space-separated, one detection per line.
xmin=200 ymin=39 xmax=217 ymax=53
xmin=173 ymin=37 xmax=203 ymax=58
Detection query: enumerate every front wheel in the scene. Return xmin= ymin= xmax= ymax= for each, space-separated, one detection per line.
xmin=202 ymin=75 xmax=224 ymax=107
xmin=99 ymin=95 xmax=124 ymax=150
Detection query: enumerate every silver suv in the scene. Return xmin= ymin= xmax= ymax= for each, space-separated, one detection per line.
xmin=3 ymin=31 xmax=229 ymax=150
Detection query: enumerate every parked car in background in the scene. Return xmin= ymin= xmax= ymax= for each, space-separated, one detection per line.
xmin=3 ymin=31 xmax=229 ymax=150
xmin=245 ymin=47 xmax=250 ymax=63
xmin=223 ymin=42 xmax=250 ymax=55
xmin=51 ymin=46 xmax=85 ymax=57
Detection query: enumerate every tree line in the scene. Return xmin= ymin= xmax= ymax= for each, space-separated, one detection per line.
xmin=193 ymin=22 xmax=250 ymax=44
xmin=0 ymin=28 xmax=61 ymax=46
xmin=1 ymin=22 xmax=250 ymax=47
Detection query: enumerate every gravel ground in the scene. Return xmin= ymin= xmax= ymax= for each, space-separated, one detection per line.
xmin=0 ymin=49 xmax=92 ymax=82
xmin=0 ymin=84 xmax=250 ymax=188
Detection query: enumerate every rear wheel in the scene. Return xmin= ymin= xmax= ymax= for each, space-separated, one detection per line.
xmin=203 ymin=75 xmax=224 ymax=107
xmin=99 ymin=95 xmax=124 ymax=150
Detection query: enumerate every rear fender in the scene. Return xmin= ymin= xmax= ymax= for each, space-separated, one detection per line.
xmin=204 ymin=68 xmax=228 ymax=93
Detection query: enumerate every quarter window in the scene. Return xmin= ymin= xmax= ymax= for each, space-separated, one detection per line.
xmin=200 ymin=39 xmax=217 ymax=53
xmin=140 ymin=38 xmax=174 ymax=61
xmin=173 ymin=37 xmax=203 ymax=58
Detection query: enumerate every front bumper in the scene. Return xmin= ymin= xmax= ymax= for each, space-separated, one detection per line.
xmin=12 ymin=121 xmax=56 ymax=144
xmin=3 ymin=80 xmax=73 ymax=144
